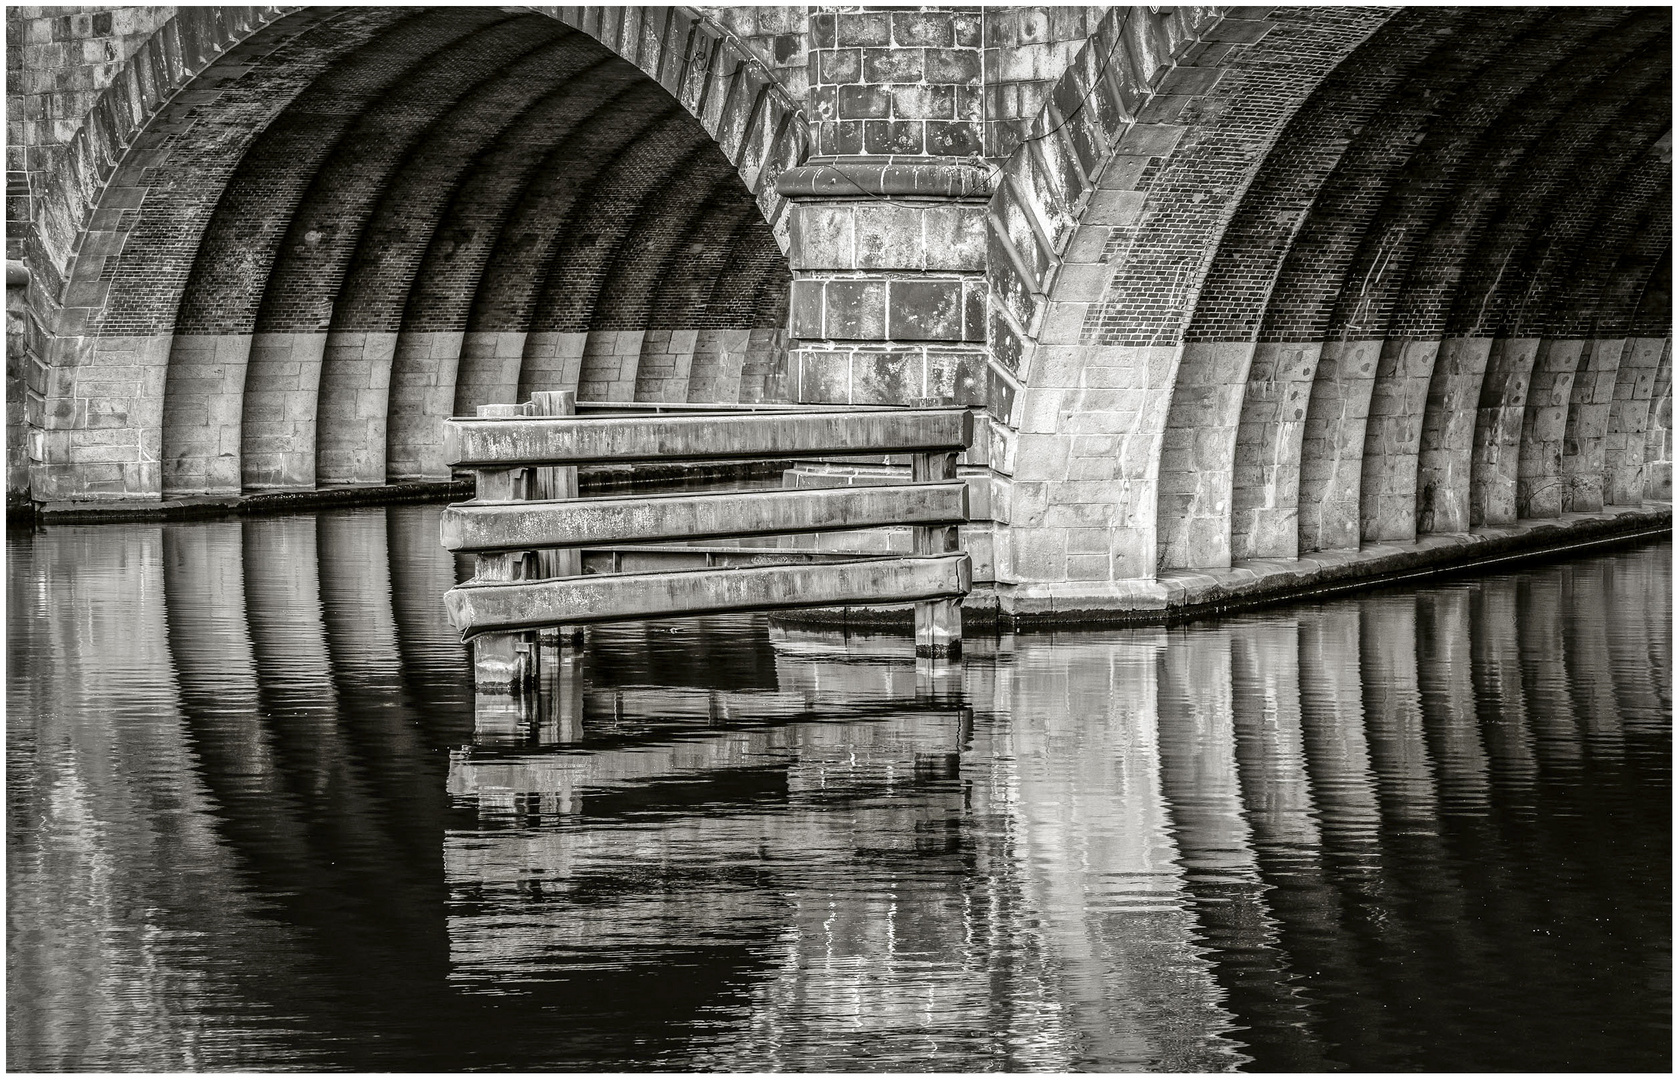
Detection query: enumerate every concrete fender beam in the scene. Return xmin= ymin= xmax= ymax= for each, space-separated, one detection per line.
xmin=440 ymin=481 xmax=968 ymax=551
xmin=443 ymin=408 xmax=973 ymax=467
xmin=444 ymin=553 xmax=972 ymax=638
xmin=577 ymin=546 xmax=863 ymax=574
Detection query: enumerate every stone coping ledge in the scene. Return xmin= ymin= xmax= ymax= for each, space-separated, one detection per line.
xmin=15 ymin=461 xmax=790 ymax=527
xmin=1005 ymin=505 xmax=1672 ymax=626
xmin=777 ymin=156 xmax=994 ymax=200
xmin=25 ymin=481 xmax=474 ymax=526
xmin=775 ymin=505 xmax=1670 ymax=631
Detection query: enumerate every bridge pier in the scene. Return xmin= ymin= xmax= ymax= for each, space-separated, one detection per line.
xmin=5 ymin=5 xmax=1669 ymax=616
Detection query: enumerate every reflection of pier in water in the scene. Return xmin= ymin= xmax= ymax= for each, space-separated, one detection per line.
xmin=7 ymin=505 xmax=1669 ymax=1070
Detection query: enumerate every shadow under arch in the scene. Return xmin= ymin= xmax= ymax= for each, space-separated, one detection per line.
xmin=26 ymin=5 xmax=808 ymax=503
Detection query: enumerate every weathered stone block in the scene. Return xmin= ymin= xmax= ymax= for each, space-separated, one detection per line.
xmin=925 ymin=346 xmax=987 ymax=405
xmin=890 ymin=82 xmax=954 ymax=120
xmin=888 ymin=278 xmax=962 ymax=341
xmin=1011 ymin=526 xmax=1068 ymax=581
xmin=850 ymin=348 xmax=919 ymax=403
xmin=790 ymin=278 xmax=824 ymax=337
xmin=789 ymin=202 xmax=855 ymax=269
xmin=817 ymin=47 xmax=860 ymax=83
xmin=862 ymin=118 xmax=923 ymax=155
xmin=1082 ymin=187 xmax=1145 ymax=227
xmin=793 ymin=347 xmax=851 ymax=403
xmin=1038 ymin=300 xmax=1088 ymax=345
xmin=925 ymin=120 xmax=981 ymax=156
xmin=862 ymin=47 xmax=922 ymax=84
xmin=854 ymin=203 xmax=926 ymax=268
xmin=924 ymin=47 xmax=981 ymax=84
xmin=823 ymin=278 xmax=888 ymax=339
xmin=838 ymin=82 xmax=891 ymax=120
xmin=835 ymin=11 xmax=890 ymax=47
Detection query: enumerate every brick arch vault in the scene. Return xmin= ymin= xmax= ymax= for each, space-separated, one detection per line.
xmin=11 ymin=5 xmax=1672 ymax=618
xmin=982 ymin=5 xmax=1671 ymax=616
xmin=16 ymin=5 xmax=806 ymax=501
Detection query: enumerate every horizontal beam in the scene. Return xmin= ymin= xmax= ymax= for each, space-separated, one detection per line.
xmin=444 ymin=553 xmax=972 ymax=639
xmin=577 ymin=546 xmax=862 ymax=574
xmin=440 ymin=482 xmax=967 ymax=552
xmin=573 ymin=400 xmax=899 ymax=414
xmin=449 ymin=710 xmax=966 ymax=798
xmin=443 ymin=408 xmax=973 ymax=468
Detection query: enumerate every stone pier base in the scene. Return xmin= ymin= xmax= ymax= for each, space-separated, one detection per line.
xmin=1005 ymin=504 xmax=1671 ymax=626
xmin=783 ymin=504 xmax=1670 ymax=630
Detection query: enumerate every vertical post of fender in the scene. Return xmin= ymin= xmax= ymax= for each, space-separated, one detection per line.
xmin=913 ymin=448 xmax=962 ymax=658
xmin=528 ymin=391 xmax=585 ymax=650
xmin=469 ymin=402 xmax=540 ymax=693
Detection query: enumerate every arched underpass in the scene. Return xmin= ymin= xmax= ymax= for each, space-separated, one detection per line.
xmin=7 ymin=5 xmax=1670 ymax=619
xmin=16 ymin=6 xmax=801 ymax=502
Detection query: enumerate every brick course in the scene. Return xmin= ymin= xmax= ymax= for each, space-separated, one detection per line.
xmin=9 ymin=5 xmax=1671 ymax=616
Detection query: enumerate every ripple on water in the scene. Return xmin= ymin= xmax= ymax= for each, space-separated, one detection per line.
xmin=7 ymin=510 xmax=1669 ymax=1071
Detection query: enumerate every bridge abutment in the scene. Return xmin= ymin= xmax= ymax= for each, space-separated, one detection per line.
xmin=5 ymin=5 xmax=1669 ymax=615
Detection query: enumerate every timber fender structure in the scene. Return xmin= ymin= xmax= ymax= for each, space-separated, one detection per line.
xmin=6 ymin=5 xmax=1672 ymax=623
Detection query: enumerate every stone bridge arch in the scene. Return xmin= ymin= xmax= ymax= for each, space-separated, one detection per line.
xmin=978 ymin=5 xmax=1670 ymax=616
xmin=17 ymin=5 xmax=809 ymax=501
xmin=10 ymin=5 xmax=1669 ymax=619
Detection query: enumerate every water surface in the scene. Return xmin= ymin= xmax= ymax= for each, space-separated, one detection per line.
xmin=7 ymin=508 xmax=1670 ymax=1070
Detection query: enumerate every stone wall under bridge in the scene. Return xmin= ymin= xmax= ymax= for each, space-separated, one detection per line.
xmin=7 ymin=5 xmax=1672 ymax=620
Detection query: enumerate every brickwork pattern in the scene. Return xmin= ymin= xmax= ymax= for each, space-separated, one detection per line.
xmin=1153 ymin=8 xmax=1677 ymax=567
xmin=645 ymin=185 xmax=761 ymax=326
xmin=993 ymin=6 xmax=1390 ymax=593
xmin=12 ymin=4 xmax=811 ymax=502
xmin=255 ymin=17 xmax=562 ymax=335
xmin=7 ymin=6 xmax=175 ymax=278
xmin=807 ymin=6 xmax=983 ymax=158
xmin=981 ymin=6 xmax=1108 ymax=160
xmin=80 ymin=9 xmax=418 ymax=338
xmin=172 ymin=11 xmax=516 ymax=337
xmin=530 ymin=115 xmax=721 ymax=332
xmin=397 ymin=60 xmax=637 ymax=333
xmin=1446 ymin=55 xmax=1669 ymax=342
xmin=1315 ymin=13 xmax=1633 ymax=345
xmin=1088 ymin=7 xmax=1391 ymax=347
xmin=10 ymin=4 xmax=1673 ymax=620
xmin=1188 ymin=9 xmax=1491 ymax=345
xmin=1352 ymin=15 xmax=1651 ymax=541
xmin=329 ymin=32 xmax=603 ymax=336
xmin=1159 ymin=9 xmax=1495 ymax=566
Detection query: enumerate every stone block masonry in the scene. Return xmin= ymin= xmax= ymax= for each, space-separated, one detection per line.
xmin=6 ymin=5 xmax=1669 ymax=620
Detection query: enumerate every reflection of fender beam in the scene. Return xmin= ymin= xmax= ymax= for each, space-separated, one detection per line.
xmin=444 ymin=408 xmax=973 ymax=468
xmin=441 ymin=483 xmax=966 ymax=552
xmin=445 ymin=554 xmax=970 ymax=639
xmin=449 ymin=711 xmax=967 ymax=800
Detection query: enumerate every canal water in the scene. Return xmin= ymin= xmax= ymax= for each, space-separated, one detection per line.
xmin=7 ymin=506 xmax=1670 ymax=1071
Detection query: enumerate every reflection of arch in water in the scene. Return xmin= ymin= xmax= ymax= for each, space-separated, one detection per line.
xmin=13 ymin=512 xmax=1671 ymax=1069
xmin=8 ymin=523 xmax=311 ymax=1070
xmin=151 ymin=508 xmax=793 ymax=1066
xmin=1157 ymin=624 xmax=1324 ymax=1069
xmin=998 ymin=631 xmax=1245 ymax=1071
xmin=1139 ymin=570 xmax=1671 ymax=1070
xmin=165 ymin=513 xmax=457 ymax=1008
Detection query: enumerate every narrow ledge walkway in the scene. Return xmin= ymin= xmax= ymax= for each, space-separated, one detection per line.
xmin=1000 ymin=505 xmax=1672 ymax=627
